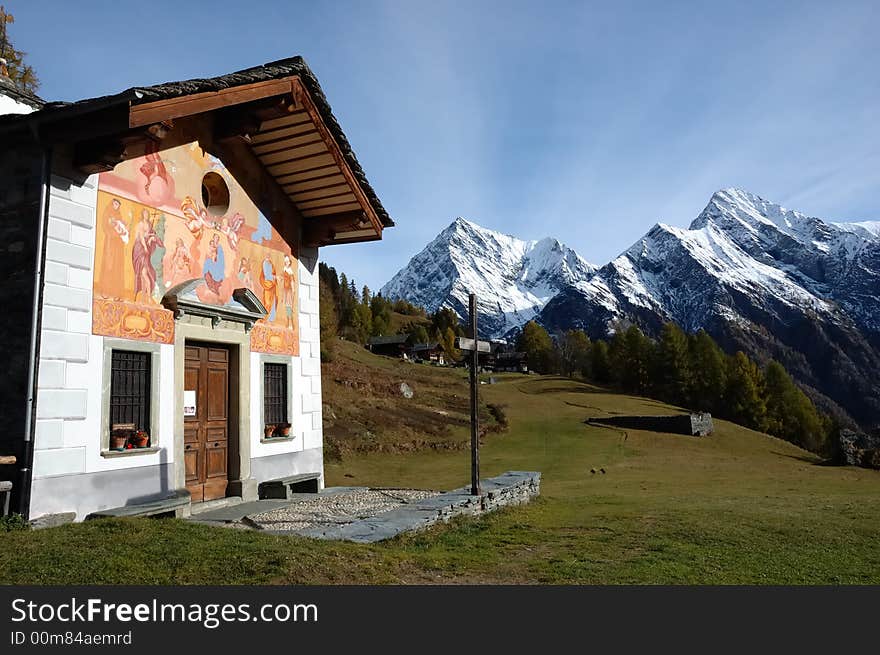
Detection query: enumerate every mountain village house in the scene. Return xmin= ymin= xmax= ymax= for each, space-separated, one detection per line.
xmin=0 ymin=57 xmax=392 ymax=521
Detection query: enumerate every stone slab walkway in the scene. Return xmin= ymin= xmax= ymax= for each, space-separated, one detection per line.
xmin=189 ymin=471 xmax=541 ymax=544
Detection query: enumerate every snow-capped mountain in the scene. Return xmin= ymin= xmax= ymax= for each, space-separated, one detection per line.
xmin=380 ymin=218 xmax=597 ymax=336
xmin=538 ymin=188 xmax=880 ymax=427
xmin=381 ymin=189 xmax=880 ymax=427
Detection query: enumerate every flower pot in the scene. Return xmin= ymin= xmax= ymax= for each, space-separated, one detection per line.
xmin=264 ymin=426 xmax=276 ymax=439
xmin=110 ymin=435 xmax=127 ymax=450
xmin=279 ymin=426 xmax=291 ymax=437
xmin=132 ymin=434 xmax=149 ymax=448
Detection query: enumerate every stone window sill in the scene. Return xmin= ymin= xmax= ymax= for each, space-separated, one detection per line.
xmin=260 ymin=435 xmax=297 ymax=444
xmin=101 ymin=446 xmax=161 ymax=459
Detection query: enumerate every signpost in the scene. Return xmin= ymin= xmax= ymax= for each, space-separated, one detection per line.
xmin=456 ymin=294 xmax=492 ymax=496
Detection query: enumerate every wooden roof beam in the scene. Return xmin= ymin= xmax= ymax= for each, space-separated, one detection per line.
xmin=129 ymin=78 xmax=296 ymax=128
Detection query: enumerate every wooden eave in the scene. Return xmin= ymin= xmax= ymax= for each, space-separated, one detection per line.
xmin=125 ymin=75 xmax=385 ymax=247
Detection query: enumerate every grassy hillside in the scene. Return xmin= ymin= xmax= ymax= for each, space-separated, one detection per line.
xmin=2 ymin=344 xmax=879 ymax=584
xmin=388 ymin=311 xmax=431 ymax=333
xmin=321 ymin=339 xmax=503 ymax=461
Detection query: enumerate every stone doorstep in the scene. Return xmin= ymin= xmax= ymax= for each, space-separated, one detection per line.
xmin=190 ymin=496 xmax=243 ymax=516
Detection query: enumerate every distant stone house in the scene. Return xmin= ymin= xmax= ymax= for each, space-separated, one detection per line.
xmin=367 ymin=335 xmax=447 ymax=365
xmin=410 ymin=342 xmax=445 ymax=365
xmin=0 ymin=57 xmax=393 ymax=521
xmin=367 ymin=334 xmax=408 ymax=357
xmin=493 ymin=351 xmax=528 ymax=373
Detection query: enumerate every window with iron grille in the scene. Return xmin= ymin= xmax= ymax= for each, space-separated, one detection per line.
xmin=264 ymin=363 xmax=288 ymax=426
xmin=109 ymin=350 xmax=151 ymax=431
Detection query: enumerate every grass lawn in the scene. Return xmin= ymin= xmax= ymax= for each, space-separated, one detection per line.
xmin=3 ymin=353 xmax=879 ymax=584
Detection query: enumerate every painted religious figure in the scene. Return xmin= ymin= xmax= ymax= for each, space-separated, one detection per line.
xmin=202 ymin=233 xmax=226 ymax=299
xmin=281 ymin=254 xmax=296 ymax=330
xmin=237 ymin=257 xmax=255 ymax=295
xmin=166 ymin=238 xmax=192 ymax=289
xmin=132 ymin=209 xmax=164 ymax=304
xmin=260 ymin=254 xmax=277 ymax=322
xmin=97 ymin=197 xmax=129 ymax=300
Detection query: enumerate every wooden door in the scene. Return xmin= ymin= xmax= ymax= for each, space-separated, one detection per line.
xmin=184 ymin=343 xmax=230 ymax=503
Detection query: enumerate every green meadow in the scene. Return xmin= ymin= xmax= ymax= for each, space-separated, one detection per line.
xmin=2 ymin=352 xmax=879 ymax=585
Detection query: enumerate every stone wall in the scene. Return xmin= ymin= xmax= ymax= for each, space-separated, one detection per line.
xmin=588 ymin=413 xmax=714 ymax=436
xmin=689 ymin=413 xmax=715 ymax=436
xmin=300 ymin=471 xmax=541 ymax=543
xmin=839 ymin=429 xmax=880 ymax=469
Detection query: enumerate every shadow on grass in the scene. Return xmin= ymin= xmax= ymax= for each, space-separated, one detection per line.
xmin=770 ymin=450 xmax=834 ymax=466
xmin=585 ymin=414 xmax=704 ymax=437
xmin=516 ymin=376 xmax=609 ymax=396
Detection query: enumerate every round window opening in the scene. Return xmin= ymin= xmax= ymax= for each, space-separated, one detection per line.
xmin=201 ymin=171 xmax=230 ymax=216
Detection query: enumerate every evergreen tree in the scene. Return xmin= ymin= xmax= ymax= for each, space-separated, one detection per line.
xmin=318 ymin=279 xmax=338 ymax=361
xmin=393 ymin=299 xmax=426 ymax=316
xmin=688 ymin=330 xmax=727 ymax=413
xmin=654 ymin=322 xmax=691 ymax=405
xmin=369 ymin=294 xmax=392 ymax=336
xmin=406 ymin=324 xmax=429 ymax=345
xmin=338 ymin=272 xmax=352 ymax=317
xmin=724 ymin=352 xmax=767 ymax=431
xmin=354 ymin=302 xmax=372 ymax=343
xmin=361 ymin=285 xmax=371 ymax=306
xmin=431 ymin=307 xmax=461 ymax=336
xmin=590 ymin=340 xmax=612 ymax=384
xmin=610 ymin=325 xmax=653 ymax=394
xmin=764 ymin=361 xmax=825 ymax=452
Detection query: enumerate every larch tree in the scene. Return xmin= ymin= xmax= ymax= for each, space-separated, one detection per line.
xmin=517 ymin=321 xmax=556 ymax=374
xmin=0 ymin=6 xmax=40 ymax=94
xmin=558 ymin=329 xmax=591 ymax=378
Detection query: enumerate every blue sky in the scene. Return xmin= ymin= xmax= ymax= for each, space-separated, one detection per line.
xmin=9 ymin=1 xmax=880 ymax=289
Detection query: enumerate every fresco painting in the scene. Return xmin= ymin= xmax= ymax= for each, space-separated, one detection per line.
xmin=93 ymin=142 xmax=299 ymax=355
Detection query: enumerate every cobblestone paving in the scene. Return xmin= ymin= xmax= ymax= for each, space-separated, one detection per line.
xmin=246 ymin=488 xmax=440 ymax=532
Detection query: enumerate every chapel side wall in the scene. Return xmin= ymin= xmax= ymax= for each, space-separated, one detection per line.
xmin=29 ymin=175 xmax=174 ymax=521
xmin=248 ymin=245 xmax=324 ymax=488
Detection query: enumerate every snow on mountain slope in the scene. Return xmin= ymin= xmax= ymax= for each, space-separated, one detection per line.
xmin=380 ymin=218 xmax=596 ymax=337
xmin=379 ymin=189 xmax=880 ymax=425
xmin=533 ymin=187 xmax=880 ymax=427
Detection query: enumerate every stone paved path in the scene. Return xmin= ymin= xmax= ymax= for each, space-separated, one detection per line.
xmin=247 ymin=488 xmax=439 ymax=532
xmin=189 ymin=471 xmax=540 ymax=543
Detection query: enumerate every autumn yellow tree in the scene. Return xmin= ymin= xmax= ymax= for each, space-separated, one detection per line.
xmin=0 ymin=6 xmax=40 ymax=94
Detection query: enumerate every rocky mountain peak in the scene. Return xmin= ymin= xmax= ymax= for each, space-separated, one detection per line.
xmin=381 ymin=190 xmax=880 ymax=429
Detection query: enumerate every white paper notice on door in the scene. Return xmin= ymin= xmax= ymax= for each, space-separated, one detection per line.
xmin=184 ymin=390 xmax=196 ymax=417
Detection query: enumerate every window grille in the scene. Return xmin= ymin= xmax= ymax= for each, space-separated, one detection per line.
xmin=264 ymin=363 xmax=288 ymax=426
xmin=109 ymin=350 xmax=151 ymax=431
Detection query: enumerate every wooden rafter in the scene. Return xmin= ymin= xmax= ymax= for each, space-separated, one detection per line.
xmin=289 ymin=76 xmax=383 ymax=234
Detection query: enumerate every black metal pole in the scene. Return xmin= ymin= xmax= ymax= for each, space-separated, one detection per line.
xmin=469 ymin=293 xmax=480 ymax=496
